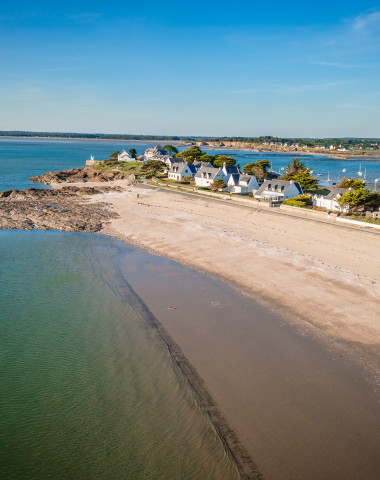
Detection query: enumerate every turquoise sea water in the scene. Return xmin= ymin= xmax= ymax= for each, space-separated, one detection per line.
xmin=0 ymin=230 xmax=240 ymax=480
xmin=1 ymin=137 xmax=379 ymax=191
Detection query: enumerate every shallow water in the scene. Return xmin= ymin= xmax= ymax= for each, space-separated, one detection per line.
xmin=0 ymin=230 xmax=240 ymax=480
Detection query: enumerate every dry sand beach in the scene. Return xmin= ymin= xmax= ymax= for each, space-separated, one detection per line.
xmin=55 ymin=181 xmax=380 ymax=479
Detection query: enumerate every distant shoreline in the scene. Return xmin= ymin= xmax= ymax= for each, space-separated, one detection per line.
xmin=1 ymin=135 xmax=379 ymax=160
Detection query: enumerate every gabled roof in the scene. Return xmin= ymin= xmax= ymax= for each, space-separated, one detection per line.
xmin=223 ymin=165 xmax=240 ymax=174
xmin=255 ymin=179 xmax=302 ymax=196
xmin=324 ymin=188 xmax=348 ymax=199
xmin=239 ymin=174 xmax=255 ymax=184
xmin=194 ymin=166 xmax=221 ymax=179
xmin=194 ymin=161 xmax=213 ymax=170
xmin=228 ymin=174 xmax=257 ymax=186
xmin=170 ymin=162 xmax=196 ymax=175
xmin=228 ymin=173 xmax=240 ymax=186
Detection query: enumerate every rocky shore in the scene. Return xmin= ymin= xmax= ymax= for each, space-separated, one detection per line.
xmin=30 ymin=166 xmax=128 ymax=184
xmin=0 ymin=186 xmax=119 ymax=232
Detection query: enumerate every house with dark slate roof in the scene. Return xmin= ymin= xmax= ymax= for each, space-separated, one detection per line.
xmin=168 ymin=162 xmax=197 ymax=181
xmin=312 ymin=188 xmax=350 ymax=212
xmin=194 ymin=162 xmax=242 ymax=188
xmin=227 ymin=174 xmax=259 ymax=194
xmin=194 ymin=166 xmax=225 ymax=187
xmin=254 ymin=179 xmax=303 ymax=201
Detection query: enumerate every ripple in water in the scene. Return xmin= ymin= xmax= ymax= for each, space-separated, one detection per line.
xmin=0 ymin=230 xmax=240 ymax=480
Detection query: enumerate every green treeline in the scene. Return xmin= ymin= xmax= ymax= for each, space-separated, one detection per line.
xmin=0 ymin=131 xmax=379 ymax=148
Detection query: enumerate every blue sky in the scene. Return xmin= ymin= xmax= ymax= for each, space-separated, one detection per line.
xmin=1 ymin=1 xmax=380 ymax=137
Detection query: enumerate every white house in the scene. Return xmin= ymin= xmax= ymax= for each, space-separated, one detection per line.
xmin=168 ymin=162 xmax=197 ymax=181
xmin=227 ymin=174 xmax=259 ymax=194
xmin=221 ymin=164 xmax=240 ymax=177
xmin=254 ymin=179 xmax=303 ymax=201
xmin=118 ymin=149 xmax=134 ymax=162
xmin=144 ymin=145 xmax=168 ymax=160
xmin=194 ymin=162 xmax=240 ymax=188
xmin=194 ymin=166 xmax=226 ymax=188
xmin=312 ymin=188 xmax=350 ymax=212
xmin=164 ymin=156 xmax=178 ymax=168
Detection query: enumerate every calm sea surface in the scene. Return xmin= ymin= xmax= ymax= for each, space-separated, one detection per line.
xmin=0 ymin=230 xmax=240 ymax=480
xmin=0 ymin=137 xmax=379 ymax=191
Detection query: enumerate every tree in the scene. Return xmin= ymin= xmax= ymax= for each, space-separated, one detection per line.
xmin=129 ymin=148 xmax=137 ymax=159
xmin=175 ymin=146 xmax=203 ymax=164
xmin=182 ymin=175 xmax=193 ymax=183
xmin=140 ymin=160 xmax=165 ymax=177
xmin=109 ymin=150 xmax=120 ymax=159
xmin=280 ymin=158 xmax=319 ymax=190
xmin=163 ymin=144 xmax=179 ymax=155
xmin=336 ymin=188 xmax=380 ymax=213
xmin=213 ymin=156 xmax=236 ymax=167
xmin=199 ymin=153 xmax=217 ymax=164
xmin=210 ymin=179 xmax=227 ymax=191
xmin=337 ymin=177 xmax=366 ymax=190
xmin=243 ymin=159 xmax=271 ymax=182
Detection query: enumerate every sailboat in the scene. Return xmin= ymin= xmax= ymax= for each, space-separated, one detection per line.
xmin=327 ymin=172 xmax=331 ymax=183
xmin=358 ymin=164 xmax=363 ymax=176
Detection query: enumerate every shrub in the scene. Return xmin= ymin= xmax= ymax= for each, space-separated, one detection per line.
xmin=283 ymin=194 xmax=312 ymax=208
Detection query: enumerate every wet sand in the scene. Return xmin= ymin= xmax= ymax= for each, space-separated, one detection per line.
xmin=116 ymin=250 xmax=380 ymax=480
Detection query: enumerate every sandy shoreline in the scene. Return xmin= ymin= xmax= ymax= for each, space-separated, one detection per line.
xmin=84 ymin=183 xmax=380 ymax=354
xmin=52 ymin=181 xmax=380 ymax=479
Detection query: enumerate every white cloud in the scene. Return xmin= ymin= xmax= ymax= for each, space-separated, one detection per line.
xmin=353 ymin=11 xmax=380 ymax=30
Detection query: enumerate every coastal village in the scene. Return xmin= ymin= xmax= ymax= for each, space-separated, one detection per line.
xmin=87 ymin=145 xmax=380 ymax=222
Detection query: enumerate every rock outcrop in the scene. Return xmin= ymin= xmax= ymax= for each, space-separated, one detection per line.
xmin=0 ymin=186 xmax=119 ymax=233
xmin=29 ymin=167 xmax=128 ymax=184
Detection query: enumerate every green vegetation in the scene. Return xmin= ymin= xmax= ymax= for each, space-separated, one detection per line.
xmin=163 ymin=144 xmax=179 ymax=155
xmin=336 ymin=188 xmax=380 ymax=213
xmin=337 ymin=177 xmax=366 ymax=190
xmin=129 ymin=148 xmax=137 ymax=158
xmin=175 ymin=146 xmax=236 ymax=167
xmin=109 ymin=150 xmax=120 ymax=159
xmin=213 ymin=156 xmax=236 ymax=167
xmin=280 ymin=158 xmax=319 ymax=190
xmin=282 ymin=194 xmax=313 ymax=208
xmin=175 ymin=146 xmax=203 ymax=163
xmin=243 ymin=160 xmax=271 ymax=182
xmin=95 ymin=160 xmax=144 ymax=176
xmin=210 ymin=179 xmax=227 ymax=191
xmin=140 ymin=160 xmax=166 ymax=177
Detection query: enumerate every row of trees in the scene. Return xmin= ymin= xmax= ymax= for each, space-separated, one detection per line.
xmin=174 ymin=146 xmax=237 ymax=167
xmin=243 ymin=158 xmax=319 ymax=190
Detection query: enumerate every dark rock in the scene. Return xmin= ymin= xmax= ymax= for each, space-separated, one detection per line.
xmin=0 ymin=187 xmax=119 ymax=233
